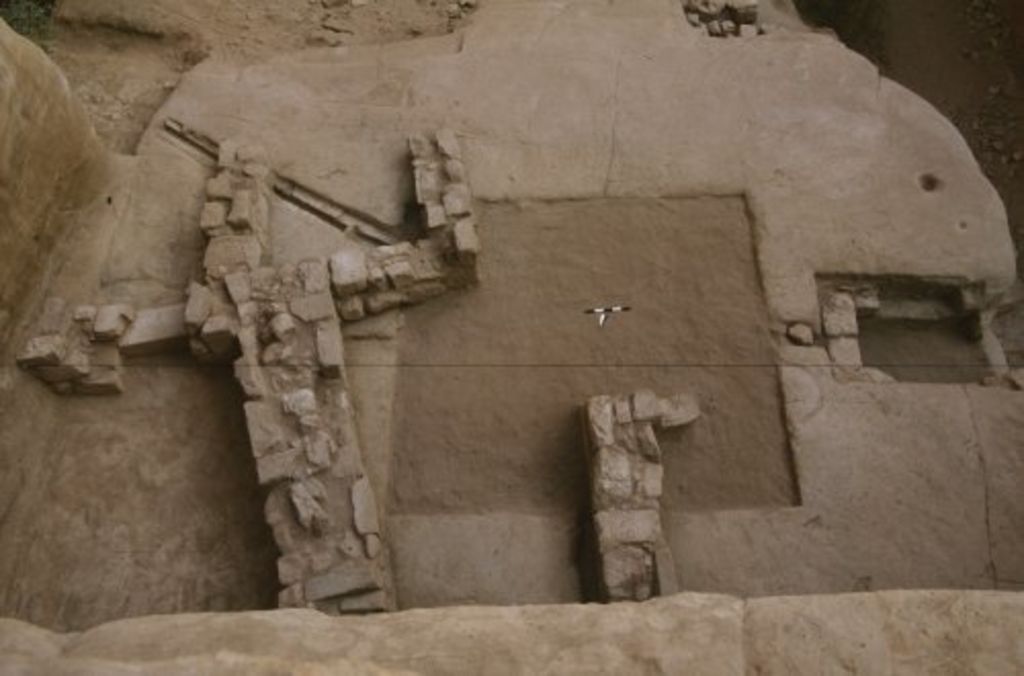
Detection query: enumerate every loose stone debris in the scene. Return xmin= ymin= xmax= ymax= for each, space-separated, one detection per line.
xmin=683 ymin=0 xmax=761 ymax=38
xmin=582 ymin=389 xmax=701 ymax=602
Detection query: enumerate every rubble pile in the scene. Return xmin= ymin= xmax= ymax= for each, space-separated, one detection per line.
xmin=582 ymin=389 xmax=701 ymax=602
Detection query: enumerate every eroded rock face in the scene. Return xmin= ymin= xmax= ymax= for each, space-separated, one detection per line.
xmin=1 ymin=591 xmax=1022 ymax=675
xmin=0 ymin=20 xmax=107 ymax=352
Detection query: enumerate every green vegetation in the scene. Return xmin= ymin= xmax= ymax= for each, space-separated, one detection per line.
xmin=0 ymin=0 xmax=56 ymax=44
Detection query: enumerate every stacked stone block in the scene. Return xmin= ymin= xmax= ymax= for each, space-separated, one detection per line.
xmin=583 ymin=389 xmax=701 ymax=602
xmin=16 ymin=128 xmax=484 ymax=616
xmin=409 ymin=129 xmax=481 ymax=288
xmin=16 ymin=297 xmax=132 ymax=395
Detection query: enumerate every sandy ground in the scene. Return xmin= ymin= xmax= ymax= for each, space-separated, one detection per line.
xmin=391 ymin=198 xmax=795 ymax=517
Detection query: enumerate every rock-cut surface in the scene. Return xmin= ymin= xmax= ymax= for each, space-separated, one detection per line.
xmin=1 ymin=591 xmax=1022 ymax=674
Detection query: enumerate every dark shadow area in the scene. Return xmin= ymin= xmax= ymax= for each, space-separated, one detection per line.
xmin=859 ymin=316 xmax=991 ymax=383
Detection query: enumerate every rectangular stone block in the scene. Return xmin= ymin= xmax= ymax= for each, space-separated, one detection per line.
xmin=304 ymin=560 xmax=380 ymax=602
xmin=654 ymin=540 xmax=679 ymax=596
xmin=351 ymin=476 xmax=380 ymax=536
xmin=17 ymin=335 xmax=66 ymax=368
xmin=337 ymin=295 xmax=366 ymax=322
xmin=594 ymin=509 xmax=661 ymax=549
xmin=330 ymin=248 xmax=369 ymax=296
xmin=34 ymin=349 xmax=90 ymax=384
xmin=200 ymin=201 xmax=229 ymax=235
xmin=586 ymin=396 xmax=617 ymax=448
xmin=660 ymin=393 xmax=701 ymax=428
xmin=299 ymin=259 xmax=330 ymax=294
xmin=453 ymin=219 xmax=481 ymax=263
xmin=631 ymin=389 xmax=661 ymax=422
xmin=601 ymin=544 xmax=654 ymax=602
xmin=443 ymin=183 xmax=473 ymax=219
xmin=185 ymin=282 xmax=214 ymax=331
xmin=244 ymin=400 xmax=290 ymax=457
xmin=277 ymin=552 xmax=309 ymax=587
xmin=93 ymin=304 xmax=135 ymax=342
xmin=822 ymin=292 xmax=859 ymax=337
xmin=290 ymin=292 xmax=336 ymax=322
xmin=256 ymin=447 xmax=302 ymax=485
xmin=206 ymin=171 xmax=234 ymax=201
xmin=414 ymin=164 xmax=443 ymax=205
xmin=119 ymin=304 xmax=187 ymax=356
xmin=228 ymin=189 xmax=255 ymax=230
xmin=384 ymin=258 xmax=415 ymax=290
xmin=224 ymin=271 xmax=251 ymax=305
xmin=204 ymin=235 xmax=262 ymax=278
xmin=315 ymin=320 xmax=345 ymax=379
xmin=827 ymin=336 xmax=862 ymax=367
xmin=426 ymin=202 xmax=448 ymax=229
xmin=436 ymin=128 xmax=462 ymax=159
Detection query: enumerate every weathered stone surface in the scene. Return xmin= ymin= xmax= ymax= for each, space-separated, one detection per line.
xmin=365 ymin=291 xmax=405 ymax=315
xmin=119 ymin=304 xmax=187 ymax=356
xmin=591 ymin=445 xmax=634 ymax=506
xmin=256 ymin=448 xmax=302 ymax=485
xmin=601 ymin=545 xmax=653 ymax=602
xmin=224 ymin=271 xmax=251 ymax=305
xmin=17 ymin=335 xmax=66 ymax=368
xmin=74 ymin=367 xmax=124 ymax=395
xmin=315 ymin=320 xmax=345 ymax=378
xmin=290 ymin=478 xmax=330 ymax=533
xmin=34 ymin=349 xmax=90 ymax=384
xmin=290 ymin=293 xmax=336 ymax=322
xmin=660 ymin=392 xmax=701 ymax=428
xmin=244 ymin=401 xmax=289 ymax=457
xmin=786 ymin=322 xmax=815 ymax=346
xmin=337 ymin=295 xmax=366 ymax=322
xmin=205 ymin=171 xmax=233 ymax=201
xmin=93 ymin=304 xmax=135 ymax=341
xmin=330 ymin=248 xmax=369 ymax=296
xmin=452 ymin=220 xmax=481 ymax=264
xmin=586 ymin=396 xmax=616 ymax=448
xmin=594 ymin=509 xmax=661 ymax=548
xmin=654 ymin=541 xmax=680 ymax=596
xmin=199 ymin=201 xmax=228 ymax=235
xmin=304 ymin=560 xmax=379 ymax=602
xmin=425 ymin=202 xmax=448 ymax=229
xmin=745 ymin=591 xmax=1024 ymax=675
xmin=351 ymin=477 xmax=380 ymax=536
xmin=383 ymin=259 xmax=415 ymax=290
xmin=630 ymin=389 xmax=661 ymax=422
xmin=282 ymin=389 xmax=318 ymax=418
xmin=184 ymin=283 xmax=213 ymax=331
xmin=827 ymin=336 xmax=862 ymax=366
xmin=442 ymin=183 xmax=472 ymax=218
xmin=298 ymin=259 xmax=329 ymax=294
xmin=436 ymin=128 xmax=462 ymax=159
xmin=270 ymin=312 xmax=296 ymax=340
xmin=822 ymin=292 xmax=858 ymax=337
xmin=203 ymin=235 xmax=262 ymax=278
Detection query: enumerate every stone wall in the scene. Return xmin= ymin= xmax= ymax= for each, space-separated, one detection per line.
xmin=0 ymin=19 xmax=107 ymax=353
xmin=1 ymin=590 xmax=1021 ymax=674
